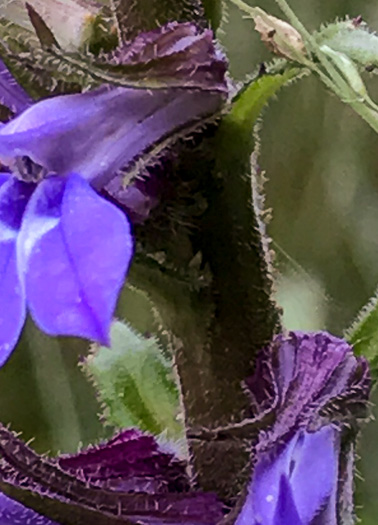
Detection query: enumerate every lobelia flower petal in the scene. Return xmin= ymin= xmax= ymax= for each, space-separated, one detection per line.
xmin=0 ymin=492 xmax=59 ymax=525
xmin=18 ymin=174 xmax=133 ymax=345
xmin=272 ymin=476 xmax=302 ymax=525
xmin=288 ymin=426 xmax=338 ymax=523
xmin=0 ymin=85 xmax=225 ymax=190
xmin=238 ymin=426 xmax=338 ymax=525
xmin=0 ymin=59 xmax=32 ymax=115
xmin=0 ymin=178 xmax=34 ymax=365
xmin=0 ymin=172 xmax=11 ymax=187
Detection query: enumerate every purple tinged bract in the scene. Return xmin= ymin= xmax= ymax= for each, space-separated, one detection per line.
xmin=57 ymin=428 xmax=190 ymax=493
xmin=0 ymin=426 xmax=225 ymax=524
xmin=110 ymin=22 xmax=228 ymax=92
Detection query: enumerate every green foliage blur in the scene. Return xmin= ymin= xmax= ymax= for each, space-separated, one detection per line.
xmin=1 ymin=0 xmax=378 ymax=522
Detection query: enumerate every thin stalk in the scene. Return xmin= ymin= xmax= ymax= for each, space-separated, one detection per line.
xmin=229 ymin=0 xmax=378 ymax=135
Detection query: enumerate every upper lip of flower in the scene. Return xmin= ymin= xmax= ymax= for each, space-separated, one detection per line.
xmin=0 ymin=84 xmax=226 ymax=191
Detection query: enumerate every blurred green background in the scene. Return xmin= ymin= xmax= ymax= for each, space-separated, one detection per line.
xmin=1 ymin=0 xmax=378 ymax=522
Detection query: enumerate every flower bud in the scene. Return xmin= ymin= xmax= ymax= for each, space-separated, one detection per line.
xmin=252 ymin=8 xmax=306 ymax=62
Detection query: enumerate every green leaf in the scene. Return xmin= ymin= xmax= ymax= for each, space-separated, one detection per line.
xmin=82 ymin=320 xmax=184 ymax=440
xmin=227 ymin=66 xmax=301 ymax=131
xmin=345 ymin=291 xmax=378 ymax=380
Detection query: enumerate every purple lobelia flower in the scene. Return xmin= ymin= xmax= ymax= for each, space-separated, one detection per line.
xmin=0 ymin=426 xmax=225 ymax=524
xmin=0 ymin=22 xmax=227 ymax=366
xmin=234 ymin=331 xmax=370 ymax=525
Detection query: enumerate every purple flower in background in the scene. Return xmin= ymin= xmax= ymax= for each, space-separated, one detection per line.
xmin=0 ymin=426 xmax=224 ymax=524
xmin=235 ymin=331 xmax=370 ymax=525
xmin=0 ymin=22 xmax=227 ymax=366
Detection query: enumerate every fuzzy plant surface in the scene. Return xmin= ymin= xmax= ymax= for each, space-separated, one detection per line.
xmin=0 ymin=0 xmax=377 ymax=524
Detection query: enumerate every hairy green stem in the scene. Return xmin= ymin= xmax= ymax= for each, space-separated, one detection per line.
xmin=130 ymin=71 xmax=300 ymax=501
